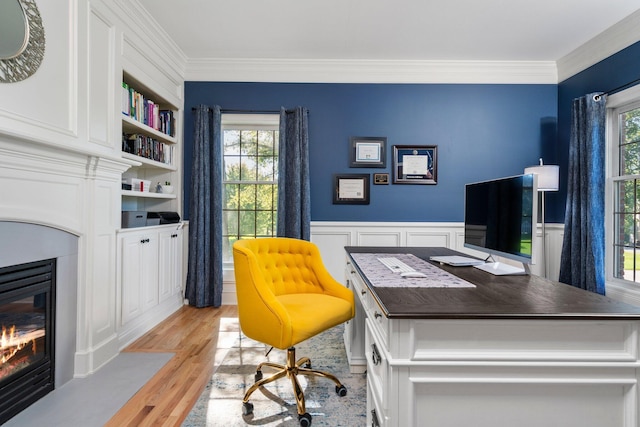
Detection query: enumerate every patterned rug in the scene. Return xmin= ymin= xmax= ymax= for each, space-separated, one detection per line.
xmin=182 ymin=324 xmax=366 ymax=426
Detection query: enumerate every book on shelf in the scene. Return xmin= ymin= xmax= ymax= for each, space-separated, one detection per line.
xmin=121 ymin=82 xmax=130 ymax=116
xmin=122 ymin=82 xmax=174 ymax=137
xmin=122 ymin=133 xmax=174 ymax=166
xmin=159 ymin=110 xmax=175 ymax=137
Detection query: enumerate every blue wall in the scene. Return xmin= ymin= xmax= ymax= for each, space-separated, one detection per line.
xmin=556 ymin=40 xmax=640 ymax=222
xmin=183 ymin=82 xmax=557 ymax=222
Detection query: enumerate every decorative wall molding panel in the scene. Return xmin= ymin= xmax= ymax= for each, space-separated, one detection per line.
xmin=220 ymin=221 xmax=565 ymax=306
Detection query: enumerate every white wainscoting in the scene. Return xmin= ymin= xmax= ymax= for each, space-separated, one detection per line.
xmin=220 ymin=221 xmax=565 ymax=305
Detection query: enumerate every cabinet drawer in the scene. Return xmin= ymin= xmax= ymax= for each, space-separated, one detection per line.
xmin=365 ymin=290 xmax=389 ymax=347
xmin=367 ymin=378 xmax=387 ymax=427
xmin=365 ymin=319 xmax=388 ymax=412
xmin=346 ymin=264 xmax=368 ymax=308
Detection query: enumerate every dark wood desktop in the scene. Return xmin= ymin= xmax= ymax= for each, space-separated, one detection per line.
xmin=345 ymin=246 xmax=640 ymax=319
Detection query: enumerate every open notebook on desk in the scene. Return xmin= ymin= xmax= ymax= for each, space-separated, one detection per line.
xmin=429 ymin=255 xmax=485 ymax=267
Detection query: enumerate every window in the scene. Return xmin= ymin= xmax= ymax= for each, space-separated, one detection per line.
xmin=222 ymin=114 xmax=279 ymax=264
xmin=609 ymin=89 xmax=640 ymax=285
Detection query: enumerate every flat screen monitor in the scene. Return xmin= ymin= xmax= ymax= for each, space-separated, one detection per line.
xmin=464 ymin=173 xmax=537 ymax=274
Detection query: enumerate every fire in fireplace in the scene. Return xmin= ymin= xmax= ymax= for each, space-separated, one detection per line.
xmin=0 ymin=259 xmax=55 ymax=424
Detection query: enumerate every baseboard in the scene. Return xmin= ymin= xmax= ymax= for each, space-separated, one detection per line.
xmin=73 ymin=334 xmax=120 ymax=379
xmin=116 ymin=296 xmax=184 ymax=351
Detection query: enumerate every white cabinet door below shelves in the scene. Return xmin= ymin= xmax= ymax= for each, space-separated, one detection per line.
xmin=121 ymin=232 xmax=158 ymax=324
xmin=158 ymin=228 xmax=182 ymax=302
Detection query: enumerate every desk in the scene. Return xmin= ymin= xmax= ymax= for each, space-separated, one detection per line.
xmin=344 ymin=247 xmax=640 ymax=427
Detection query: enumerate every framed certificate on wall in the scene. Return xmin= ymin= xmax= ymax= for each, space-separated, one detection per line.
xmin=333 ymin=174 xmax=370 ymax=204
xmin=393 ymin=145 xmax=437 ymax=184
xmin=349 ymin=137 xmax=386 ymax=168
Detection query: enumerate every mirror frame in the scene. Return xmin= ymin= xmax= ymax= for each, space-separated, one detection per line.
xmin=0 ymin=0 xmax=45 ymax=83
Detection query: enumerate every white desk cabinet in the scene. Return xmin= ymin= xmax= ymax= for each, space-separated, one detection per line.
xmin=345 ymin=247 xmax=640 ymax=427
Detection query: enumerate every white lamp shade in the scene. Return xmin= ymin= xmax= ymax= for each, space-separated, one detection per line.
xmin=524 ymin=164 xmax=559 ymax=191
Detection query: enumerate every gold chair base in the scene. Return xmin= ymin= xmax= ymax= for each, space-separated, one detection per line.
xmin=242 ymin=346 xmax=346 ymax=417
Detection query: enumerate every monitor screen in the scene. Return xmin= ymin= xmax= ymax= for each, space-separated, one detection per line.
xmin=464 ymin=174 xmax=537 ymax=265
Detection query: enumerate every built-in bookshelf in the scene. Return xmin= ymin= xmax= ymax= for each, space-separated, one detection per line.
xmin=121 ymin=71 xmax=180 ymax=215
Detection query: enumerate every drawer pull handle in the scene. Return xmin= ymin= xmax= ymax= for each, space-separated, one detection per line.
xmin=374 ymin=311 xmax=382 ymax=319
xmin=361 ymin=290 xmax=366 ymax=295
xmin=371 ymin=409 xmax=380 ymax=427
xmin=371 ymin=343 xmax=381 ymax=366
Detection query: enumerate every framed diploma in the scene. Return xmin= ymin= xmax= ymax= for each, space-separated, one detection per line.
xmin=333 ymin=174 xmax=370 ymax=204
xmin=393 ymin=145 xmax=437 ymax=184
xmin=349 ymin=137 xmax=386 ymax=168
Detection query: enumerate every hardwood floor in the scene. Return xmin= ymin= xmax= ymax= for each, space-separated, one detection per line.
xmin=105 ymin=304 xmax=239 ymax=427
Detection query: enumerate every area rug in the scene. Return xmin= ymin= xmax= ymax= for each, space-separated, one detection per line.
xmin=182 ymin=324 xmax=366 ymax=426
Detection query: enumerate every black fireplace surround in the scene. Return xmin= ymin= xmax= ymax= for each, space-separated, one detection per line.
xmin=0 ymin=259 xmax=55 ymax=424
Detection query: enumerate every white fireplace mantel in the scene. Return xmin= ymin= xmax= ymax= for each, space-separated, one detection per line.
xmin=0 ymin=133 xmax=134 ymax=378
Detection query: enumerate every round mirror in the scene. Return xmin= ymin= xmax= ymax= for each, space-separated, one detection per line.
xmin=0 ymin=0 xmax=29 ymax=60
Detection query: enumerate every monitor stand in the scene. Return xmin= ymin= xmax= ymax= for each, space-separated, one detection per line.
xmin=473 ymin=256 xmax=530 ymax=276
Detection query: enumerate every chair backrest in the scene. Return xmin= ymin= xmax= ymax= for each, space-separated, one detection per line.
xmin=232 ymin=237 xmax=350 ymax=348
xmin=233 ymin=237 xmax=326 ymax=296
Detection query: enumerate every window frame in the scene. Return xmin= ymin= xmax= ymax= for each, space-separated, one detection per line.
xmin=221 ymin=113 xmax=280 ymax=272
xmin=605 ymin=84 xmax=640 ymax=305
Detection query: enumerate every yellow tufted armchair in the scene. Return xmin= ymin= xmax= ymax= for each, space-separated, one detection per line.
xmin=232 ymin=237 xmax=355 ymax=426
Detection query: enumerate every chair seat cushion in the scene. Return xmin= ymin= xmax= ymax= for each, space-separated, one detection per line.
xmin=276 ymin=293 xmax=353 ymax=347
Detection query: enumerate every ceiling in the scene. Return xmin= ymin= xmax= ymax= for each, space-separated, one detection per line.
xmin=138 ymin=0 xmax=640 ymax=63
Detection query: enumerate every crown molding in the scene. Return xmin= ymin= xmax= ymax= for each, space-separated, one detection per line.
xmin=109 ymin=0 xmax=187 ymax=78
xmin=557 ymin=9 xmax=640 ymax=83
xmin=185 ymin=58 xmax=557 ymax=84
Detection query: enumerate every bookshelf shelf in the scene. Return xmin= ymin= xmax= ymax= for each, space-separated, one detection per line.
xmin=122 ymin=152 xmax=177 ymax=171
xmin=122 ymin=115 xmax=177 ymax=145
xmin=121 ymin=190 xmax=176 ymax=199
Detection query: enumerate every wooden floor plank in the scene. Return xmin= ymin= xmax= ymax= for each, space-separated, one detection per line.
xmin=105 ymin=305 xmax=239 ymax=427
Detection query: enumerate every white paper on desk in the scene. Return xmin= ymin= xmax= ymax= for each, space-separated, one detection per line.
xmin=339 ymin=178 xmax=364 ymax=198
xmin=402 ymin=155 xmax=428 ymax=175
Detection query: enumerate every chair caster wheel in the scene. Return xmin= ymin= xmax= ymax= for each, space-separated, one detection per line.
xmin=336 ymin=384 xmax=347 ymax=397
xmin=254 ymin=371 xmax=263 ymax=382
xmin=298 ymin=412 xmax=312 ymax=426
xmin=242 ymin=402 xmax=254 ymax=415
xmin=304 ymin=362 xmax=311 ymax=369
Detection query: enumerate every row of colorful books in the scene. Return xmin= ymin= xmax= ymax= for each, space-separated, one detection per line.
xmin=122 ymin=82 xmax=175 ymax=137
xmin=122 ymin=133 xmax=175 ymax=166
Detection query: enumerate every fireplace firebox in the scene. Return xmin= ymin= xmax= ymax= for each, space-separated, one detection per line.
xmin=0 ymin=259 xmax=55 ymax=424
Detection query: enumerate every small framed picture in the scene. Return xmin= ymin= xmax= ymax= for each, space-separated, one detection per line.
xmin=333 ymin=174 xmax=370 ymax=204
xmin=349 ymin=137 xmax=386 ymax=168
xmin=393 ymin=145 xmax=437 ymax=184
xmin=374 ymin=173 xmax=389 ymax=185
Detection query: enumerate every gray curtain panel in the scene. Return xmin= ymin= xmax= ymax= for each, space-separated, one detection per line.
xmin=185 ymin=104 xmax=223 ymax=307
xmin=558 ymin=93 xmax=606 ymax=295
xmin=277 ymin=106 xmax=311 ymax=240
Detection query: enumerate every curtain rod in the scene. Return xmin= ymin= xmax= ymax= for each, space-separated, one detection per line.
xmin=190 ymin=107 xmax=283 ymax=114
xmin=594 ymin=77 xmax=640 ymax=101
xmin=222 ymin=109 xmax=282 ymax=114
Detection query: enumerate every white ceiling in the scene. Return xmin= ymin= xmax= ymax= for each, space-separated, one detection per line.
xmin=137 ymin=0 xmax=640 ymax=62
